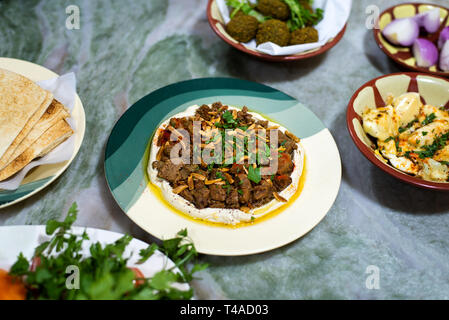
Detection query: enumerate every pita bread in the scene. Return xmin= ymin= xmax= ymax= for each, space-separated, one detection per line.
xmin=0 ymin=119 xmax=74 ymax=182
xmin=0 ymin=91 xmax=53 ymax=169
xmin=6 ymin=99 xmax=70 ymax=166
xmin=0 ymin=68 xmax=50 ymax=160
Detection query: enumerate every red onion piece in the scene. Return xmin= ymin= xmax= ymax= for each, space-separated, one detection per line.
xmin=440 ymin=41 xmax=449 ymax=71
xmin=438 ymin=27 xmax=449 ymax=49
xmin=413 ymin=38 xmax=439 ymax=67
xmin=414 ymin=8 xmax=441 ymax=34
xmin=382 ymin=18 xmax=419 ymax=47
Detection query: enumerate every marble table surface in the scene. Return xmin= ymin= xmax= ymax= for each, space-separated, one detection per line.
xmin=1 ymin=0 xmax=449 ymax=300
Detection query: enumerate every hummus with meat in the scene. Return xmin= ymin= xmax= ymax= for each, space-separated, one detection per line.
xmin=148 ymin=102 xmax=304 ymax=225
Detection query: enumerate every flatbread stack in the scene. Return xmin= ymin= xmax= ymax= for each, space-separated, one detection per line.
xmin=0 ymin=68 xmax=74 ymax=182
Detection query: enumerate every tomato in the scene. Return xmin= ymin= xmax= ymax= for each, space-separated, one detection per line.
xmin=157 ymin=129 xmax=171 ymax=146
xmin=0 ymin=269 xmax=26 ymax=300
xmin=129 ymin=267 xmax=145 ymax=287
xmin=277 ymin=153 xmax=293 ymax=175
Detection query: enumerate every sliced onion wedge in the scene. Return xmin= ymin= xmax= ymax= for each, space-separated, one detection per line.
xmin=438 ymin=26 xmax=449 ymax=49
xmin=382 ymin=18 xmax=419 ymax=47
xmin=440 ymin=41 xmax=449 ymax=71
xmin=413 ymin=38 xmax=439 ymax=67
xmin=415 ymin=8 xmax=441 ymax=34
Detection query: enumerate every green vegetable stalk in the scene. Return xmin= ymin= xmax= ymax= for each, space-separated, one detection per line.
xmin=226 ymin=0 xmax=268 ymax=23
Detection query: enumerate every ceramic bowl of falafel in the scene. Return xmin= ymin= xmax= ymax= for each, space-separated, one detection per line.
xmin=207 ymin=0 xmax=350 ymax=62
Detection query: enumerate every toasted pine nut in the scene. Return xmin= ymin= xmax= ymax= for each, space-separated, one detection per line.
xmin=224 ymin=173 xmax=234 ymax=184
xmin=240 ymin=207 xmax=250 ymax=213
xmin=191 ymin=173 xmax=206 ymax=181
xmin=285 ymin=131 xmax=300 ymax=143
xmin=173 ymin=185 xmax=188 ymax=194
xmin=156 ymin=146 xmax=164 ymax=161
xmin=205 ymin=178 xmax=222 ymax=185
xmin=273 ymin=192 xmax=287 ymax=202
xmin=188 ymin=176 xmax=194 ymax=190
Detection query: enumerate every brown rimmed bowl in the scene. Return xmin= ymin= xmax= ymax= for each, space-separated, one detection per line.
xmin=207 ymin=0 xmax=347 ymax=62
xmin=373 ymin=2 xmax=449 ymax=77
xmin=346 ymin=72 xmax=449 ymax=191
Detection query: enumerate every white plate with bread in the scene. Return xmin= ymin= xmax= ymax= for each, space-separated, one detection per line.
xmin=0 ymin=58 xmax=85 ymax=208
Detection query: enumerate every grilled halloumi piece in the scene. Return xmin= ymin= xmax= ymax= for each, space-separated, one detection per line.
xmin=389 ymin=155 xmax=419 ymax=175
xmin=419 ymin=104 xmax=449 ymax=122
xmin=378 ymin=139 xmax=397 ymax=157
xmin=421 ymin=158 xmax=449 ymax=182
xmin=434 ymin=145 xmax=449 ymax=162
xmin=408 ymin=120 xmax=449 ymax=147
xmin=393 ymin=93 xmax=422 ymax=126
xmin=362 ymin=106 xmax=399 ymax=141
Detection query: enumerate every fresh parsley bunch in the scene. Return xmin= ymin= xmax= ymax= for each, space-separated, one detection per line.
xmin=226 ymin=0 xmax=268 ymax=22
xmin=284 ymin=0 xmax=323 ymax=31
xmin=9 ymin=203 xmax=207 ymax=300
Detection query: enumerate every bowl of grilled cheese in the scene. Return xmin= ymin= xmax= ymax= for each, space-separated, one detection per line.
xmin=347 ymin=72 xmax=449 ymax=190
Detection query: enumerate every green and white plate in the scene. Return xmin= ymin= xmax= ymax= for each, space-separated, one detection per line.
xmin=105 ymin=78 xmax=341 ymax=256
xmin=0 ymin=58 xmax=85 ymax=209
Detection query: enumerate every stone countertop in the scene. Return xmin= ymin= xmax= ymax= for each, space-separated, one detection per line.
xmin=1 ymin=0 xmax=449 ymax=299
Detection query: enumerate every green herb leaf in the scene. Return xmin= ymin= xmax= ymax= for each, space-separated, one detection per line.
xmin=247 ymin=165 xmax=261 ymax=184
xmin=8 ymin=204 xmax=206 ymax=300
xmin=9 ymin=253 xmax=29 ymax=276
xmin=222 ymin=110 xmax=237 ymax=125
xmin=422 ymin=113 xmax=436 ymax=126
xmin=284 ymin=0 xmax=324 ymax=31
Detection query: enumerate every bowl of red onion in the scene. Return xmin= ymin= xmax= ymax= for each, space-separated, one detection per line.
xmin=374 ymin=3 xmax=449 ymax=77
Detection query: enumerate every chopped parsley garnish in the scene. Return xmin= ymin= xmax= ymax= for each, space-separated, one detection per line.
xmin=247 ymin=165 xmax=261 ymax=184
xmin=206 ymin=134 xmax=219 ymax=144
xmin=215 ymin=171 xmax=225 ymax=180
xmin=222 ymin=110 xmax=237 ymax=126
xmin=264 ymin=143 xmax=271 ymax=158
xmin=422 ymin=132 xmax=428 ymax=136
xmin=384 ymin=136 xmax=394 ymax=143
xmin=398 ymin=119 xmax=418 ymax=133
xmin=415 ymin=132 xmax=449 ymax=159
xmin=440 ymin=161 xmax=449 ymax=166
xmin=422 ymin=113 xmax=436 ymax=126
xmin=222 ymin=184 xmax=231 ymax=194
xmin=237 ymin=189 xmax=243 ymax=195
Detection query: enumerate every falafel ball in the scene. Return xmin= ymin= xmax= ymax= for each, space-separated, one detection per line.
xmin=256 ymin=19 xmax=290 ymax=46
xmin=226 ymin=14 xmax=259 ymax=43
xmin=289 ymin=27 xmax=319 ymax=45
xmin=256 ymin=0 xmax=290 ymax=21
